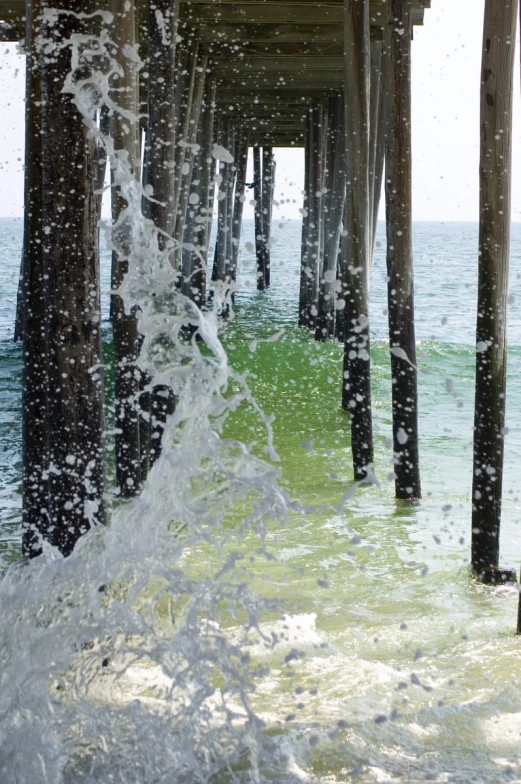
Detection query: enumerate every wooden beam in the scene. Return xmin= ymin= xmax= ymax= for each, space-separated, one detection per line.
xmin=216 ymin=74 xmax=345 ymax=89
xmin=21 ymin=0 xmax=48 ymax=557
xmin=198 ymin=24 xmax=344 ymax=43
xmin=171 ymin=36 xmax=198 ymax=252
xmin=231 ymin=131 xmax=250 ymax=280
xmin=215 ymin=90 xmax=340 ymax=103
xmin=385 ymin=0 xmax=421 ymax=501
xmin=253 ymin=145 xmax=267 ymax=290
xmin=341 ymin=0 xmax=374 ymax=481
xmin=193 ymin=5 xmax=345 ymax=25
xmin=298 ymin=101 xmax=323 ymax=328
xmin=174 ymin=49 xmax=208 ymax=253
xmin=211 ymin=119 xmax=236 ymax=307
xmin=109 ymin=0 xmax=143 ymax=499
xmin=262 ymin=146 xmax=274 ymax=286
xmin=212 ymin=55 xmax=345 ymax=72
xmin=248 ymin=135 xmax=305 ymax=146
xmin=144 ymin=0 xmax=179 ymax=240
xmin=315 ymin=96 xmax=345 ymax=340
xmin=209 ymin=42 xmax=346 ymax=57
xmin=40 ymin=0 xmax=105 ymax=555
xmin=190 ymin=76 xmax=217 ymax=307
xmin=472 ymin=0 xmax=518 ymax=579
xmin=0 ymin=0 xmax=429 ymax=38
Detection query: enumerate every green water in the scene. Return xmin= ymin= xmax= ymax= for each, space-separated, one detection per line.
xmin=3 ymin=219 xmax=521 ymax=781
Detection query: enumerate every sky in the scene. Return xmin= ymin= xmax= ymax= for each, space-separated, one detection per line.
xmin=0 ymin=0 xmax=519 ymax=222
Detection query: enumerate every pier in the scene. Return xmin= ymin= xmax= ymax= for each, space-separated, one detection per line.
xmin=0 ymin=0 xmax=519 ymax=599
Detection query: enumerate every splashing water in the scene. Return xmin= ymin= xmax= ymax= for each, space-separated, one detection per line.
xmin=0 ymin=19 xmax=305 ymax=783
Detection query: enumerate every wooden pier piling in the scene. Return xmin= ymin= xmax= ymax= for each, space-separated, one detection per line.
xmin=341 ymin=0 xmax=374 ymax=480
xmin=1 ymin=0 xmax=433 ymax=557
xmin=384 ymin=0 xmax=421 ymax=501
xmin=315 ymin=96 xmax=345 ymax=341
xmin=262 ymin=146 xmax=274 ymax=287
xmin=40 ymin=0 xmax=105 ymax=554
xmin=472 ymin=0 xmax=518 ymax=579
xmin=299 ymin=102 xmax=323 ymax=329
xmin=190 ymin=77 xmax=216 ymax=307
xmin=212 ymin=119 xmax=236 ymax=307
xmin=231 ymin=133 xmax=250 ymax=283
xmin=110 ymin=0 xmax=143 ymax=499
xmin=21 ymin=0 xmax=48 ymax=557
xmin=253 ymin=145 xmax=267 ymax=291
xmin=173 ymin=46 xmax=208 ymax=262
xmin=144 ymin=0 xmax=179 ymax=241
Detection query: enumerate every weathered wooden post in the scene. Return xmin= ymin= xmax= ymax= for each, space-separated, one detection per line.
xmin=144 ymin=0 xmax=179 ymax=239
xmin=231 ymin=131 xmax=250 ymax=277
xmin=262 ymin=146 xmax=274 ymax=287
xmin=315 ymin=95 xmax=345 ymax=341
xmin=39 ymin=0 xmax=105 ymax=555
xmin=224 ymin=127 xmax=237 ymax=287
xmin=109 ymin=0 xmax=143 ymax=498
xmin=171 ymin=35 xmax=197 ymax=231
xmin=21 ymin=0 xmax=49 ymax=557
xmin=472 ymin=0 xmax=518 ymax=582
xmin=142 ymin=0 xmax=180 ymax=476
xmin=299 ymin=112 xmax=311 ymax=324
xmin=212 ymin=120 xmax=235 ymax=295
xmin=299 ymin=102 xmax=322 ymax=329
xmin=335 ymin=205 xmax=350 ymax=343
xmin=188 ymin=76 xmax=216 ymax=307
xmin=150 ymin=386 xmax=176 ymax=467
xmin=253 ymin=145 xmax=267 ymax=290
xmin=370 ymin=34 xmax=385 ymax=249
xmin=173 ymin=47 xmax=208 ymax=261
xmin=342 ymin=0 xmax=374 ymax=480
xmin=384 ymin=0 xmax=421 ymax=500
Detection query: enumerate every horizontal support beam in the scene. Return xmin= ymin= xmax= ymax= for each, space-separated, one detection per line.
xmin=217 ymin=109 xmax=308 ymax=120
xmin=216 ymin=74 xmax=344 ymax=89
xmin=208 ymin=41 xmax=345 ymax=55
xmin=248 ymin=136 xmax=305 ymax=145
xmin=197 ymin=23 xmax=343 ymax=43
xmin=191 ymin=6 xmax=344 ymax=24
xmin=212 ymin=55 xmax=345 ymax=72
xmin=215 ymin=88 xmax=340 ymax=101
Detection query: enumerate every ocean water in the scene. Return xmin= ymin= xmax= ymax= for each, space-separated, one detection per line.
xmin=2 ymin=216 xmax=521 ymax=782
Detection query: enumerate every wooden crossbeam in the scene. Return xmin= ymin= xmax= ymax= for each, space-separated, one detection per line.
xmin=212 ymin=55 xmax=345 ymax=72
xmin=197 ymin=23 xmax=343 ymax=43
xmin=207 ymin=41 xmax=345 ymax=55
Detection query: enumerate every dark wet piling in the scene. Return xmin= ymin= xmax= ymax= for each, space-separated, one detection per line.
xmin=384 ymin=0 xmax=421 ymax=501
xmin=315 ymin=96 xmax=345 ymax=341
xmin=190 ymin=77 xmax=217 ymax=308
xmin=110 ymin=0 xmax=143 ymax=499
xmin=299 ymin=101 xmax=323 ymax=329
xmin=253 ymin=145 xmax=267 ymax=291
xmin=21 ymin=0 xmax=49 ymax=557
xmin=341 ymin=0 xmax=374 ymax=480
xmin=472 ymin=0 xmax=518 ymax=579
xmin=261 ymin=146 xmax=274 ymax=287
xmin=230 ymin=133 xmax=250 ymax=286
xmin=173 ymin=46 xmax=208 ymax=261
xmin=212 ymin=119 xmax=236 ymax=303
xmin=39 ymin=0 xmax=105 ymax=555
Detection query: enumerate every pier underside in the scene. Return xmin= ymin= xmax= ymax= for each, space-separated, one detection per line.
xmin=1 ymin=0 xmax=429 ymax=146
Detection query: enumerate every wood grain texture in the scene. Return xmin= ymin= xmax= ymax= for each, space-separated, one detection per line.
xmin=472 ymin=0 xmax=518 ymax=575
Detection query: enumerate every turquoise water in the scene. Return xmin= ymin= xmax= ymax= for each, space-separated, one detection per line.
xmin=3 ymin=218 xmax=521 ymax=781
